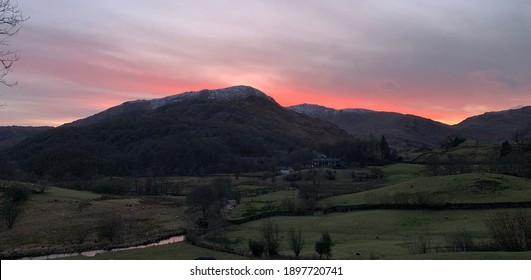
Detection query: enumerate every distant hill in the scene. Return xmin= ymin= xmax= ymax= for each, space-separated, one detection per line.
xmin=0 ymin=126 xmax=52 ymax=151
xmin=289 ymin=104 xmax=453 ymax=149
xmin=455 ymin=106 xmax=531 ymax=143
xmin=4 ymin=86 xmax=350 ymax=178
xmin=289 ymin=104 xmax=531 ymax=148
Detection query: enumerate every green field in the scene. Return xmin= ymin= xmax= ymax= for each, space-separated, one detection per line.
xmin=224 ymin=208 xmax=531 ymax=259
xmin=321 ymin=173 xmax=531 ymax=206
xmin=230 ymin=189 xmax=300 ymax=219
xmin=386 ymin=251 xmax=531 ymax=260
xmin=402 ymin=140 xmax=497 ymax=163
xmin=0 ymin=183 xmax=188 ymax=258
xmin=377 ymin=163 xmax=426 ymax=184
xmin=2 ymin=161 xmax=531 ymax=260
xmin=67 ymin=242 xmax=248 ymax=260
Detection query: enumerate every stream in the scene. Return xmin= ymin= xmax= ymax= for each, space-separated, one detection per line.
xmin=20 ymin=235 xmax=185 ymax=260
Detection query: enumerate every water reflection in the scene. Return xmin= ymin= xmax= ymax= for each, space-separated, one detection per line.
xmin=21 ymin=235 xmax=185 ymax=260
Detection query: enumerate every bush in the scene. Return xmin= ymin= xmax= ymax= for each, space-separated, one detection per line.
xmin=486 ymin=211 xmax=530 ymax=251
xmin=4 ymin=185 xmax=31 ymax=203
xmin=261 ymin=220 xmax=282 ymax=257
xmin=1 ymin=200 xmax=19 ymax=229
xmin=445 ymin=229 xmax=474 ymax=252
xmin=314 ymin=230 xmax=333 ymax=259
xmin=287 ymin=228 xmax=304 ymax=257
xmin=284 ymin=173 xmax=301 ymax=182
xmin=368 ymin=167 xmax=384 ymax=179
xmin=408 ymin=234 xmax=430 ymax=254
xmin=326 ymin=170 xmax=335 ymax=180
xmin=98 ymin=216 xmax=126 ymax=242
xmin=248 ymin=239 xmax=265 ymax=257
xmin=2 ymin=185 xmax=30 ymax=229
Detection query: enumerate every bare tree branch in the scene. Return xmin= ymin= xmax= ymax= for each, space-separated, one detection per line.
xmin=1 ymin=0 xmax=27 ymax=86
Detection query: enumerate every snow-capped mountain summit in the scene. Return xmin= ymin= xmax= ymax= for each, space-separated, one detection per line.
xmin=142 ymin=85 xmax=275 ymax=110
xmin=289 ymin=104 xmax=374 ymax=117
xmin=67 ymin=86 xmax=275 ymax=127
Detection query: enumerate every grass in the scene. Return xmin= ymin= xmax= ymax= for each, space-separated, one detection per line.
xmin=377 ymin=163 xmax=426 ymax=185
xmin=230 ymin=189 xmax=300 ymax=219
xmin=403 ymin=141 xmax=497 ymax=164
xmin=66 ymin=242 xmax=248 ymax=260
xmin=321 ymin=173 xmax=531 ymax=206
xmin=0 ymin=182 xmax=188 ymax=258
xmin=224 ymin=208 xmax=531 ymax=259
xmin=32 ymin=186 xmax=101 ymax=202
xmin=2 ymin=161 xmax=530 ymax=260
xmin=386 ymin=251 xmax=531 ymax=260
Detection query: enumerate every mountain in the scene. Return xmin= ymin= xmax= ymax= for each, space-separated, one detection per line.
xmin=289 ymin=104 xmax=453 ymax=149
xmin=3 ymin=86 xmax=350 ymax=178
xmin=0 ymin=126 xmax=52 ymax=151
xmin=455 ymin=106 xmax=531 ymax=143
xmin=66 ymin=85 xmax=275 ymax=127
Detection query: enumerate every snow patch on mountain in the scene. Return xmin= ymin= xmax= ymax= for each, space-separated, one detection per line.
xmin=139 ymin=85 xmax=273 ymax=110
xmin=289 ymin=104 xmax=374 ymax=117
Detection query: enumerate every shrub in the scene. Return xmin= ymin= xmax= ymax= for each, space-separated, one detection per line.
xmin=486 ymin=211 xmax=530 ymax=251
xmin=314 ymin=230 xmax=333 ymax=259
xmin=4 ymin=185 xmax=31 ymax=203
xmin=287 ymin=228 xmax=304 ymax=257
xmin=98 ymin=215 xmax=125 ymax=242
xmin=284 ymin=173 xmax=301 ymax=182
xmin=248 ymin=239 xmax=265 ymax=257
xmin=261 ymin=220 xmax=282 ymax=257
xmin=2 ymin=200 xmax=19 ymax=229
xmin=445 ymin=229 xmax=474 ymax=252
xmin=408 ymin=234 xmax=430 ymax=254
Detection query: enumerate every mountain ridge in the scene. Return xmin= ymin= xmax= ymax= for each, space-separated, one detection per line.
xmin=288 ymin=103 xmax=531 ymax=147
xmin=2 ymin=86 xmax=351 ymax=178
xmin=1 ymin=86 xmax=530 ymax=153
xmin=66 ymin=85 xmax=275 ymax=127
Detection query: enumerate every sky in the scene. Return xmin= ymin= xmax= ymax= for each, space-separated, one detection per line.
xmin=1 ymin=0 xmax=531 ymax=126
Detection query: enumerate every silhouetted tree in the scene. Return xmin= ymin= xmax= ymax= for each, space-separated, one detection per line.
xmin=445 ymin=229 xmax=474 ymax=252
xmin=186 ymin=178 xmax=237 ymax=228
xmin=440 ymin=136 xmax=466 ymax=149
xmin=486 ymin=211 xmax=530 ymax=251
xmin=97 ymin=215 xmax=126 ymax=242
xmin=2 ymin=200 xmax=18 ymax=229
xmin=1 ymin=0 xmax=27 ymax=87
xmin=1 ymin=185 xmax=30 ymax=229
xmin=261 ymin=220 xmax=282 ymax=257
xmin=287 ymin=227 xmax=304 ymax=257
xmin=512 ymin=130 xmax=525 ymax=145
xmin=500 ymin=140 xmax=513 ymax=158
xmin=314 ymin=230 xmax=334 ymax=259
xmin=248 ymin=239 xmax=265 ymax=257
xmin=380 ymin=136 xmax=391 ymax=160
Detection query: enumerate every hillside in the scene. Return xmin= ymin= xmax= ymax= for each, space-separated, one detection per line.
xmin=0 ymin=126 xmax=52 ymax=151
xmin=289 ymin=104 xmax=453 ymax=149
xmin=2 ymin=86 xmax=350 ymax=178
xmin=455 ymin=106 xmax=531 ymax=143
xmin=290 ymin=104 xmax=531 ymax=148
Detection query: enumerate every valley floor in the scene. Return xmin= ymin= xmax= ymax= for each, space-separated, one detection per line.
xmin=1 ymin=163 xmax=531 ymax=260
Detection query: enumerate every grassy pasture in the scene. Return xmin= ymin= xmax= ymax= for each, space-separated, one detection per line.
xmin=0 ymin=182 xmax=187 ymax=258
xmin=403 ymin=141 xmax=497 ymax=164
xmin=377 ymin=163 xmax=426 ymax=185
xmin=386 ymin=251 xmax=531 ymax=260
xmin=230 ymin=189 xmax=300 ymax=219
xmin=224 ymin=208 xmax=531 ymax=259
xmin=321 ymin=173 xmax=531 ymax=206
xmin=67 ymin=242 xmax=248 ymax=260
